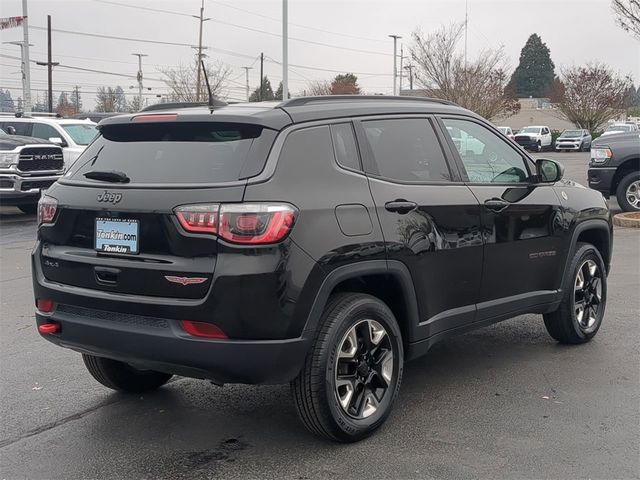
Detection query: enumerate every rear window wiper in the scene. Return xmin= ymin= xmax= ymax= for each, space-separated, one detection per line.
xmin=83 ymin=170 xmax=130 ymax=183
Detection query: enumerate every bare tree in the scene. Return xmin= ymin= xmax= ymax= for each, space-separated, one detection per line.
xmin=306 ymin=80 xmax=332 ymax=96
xmin=612 ymin=0 xmax=640 ymax=40
xmin=410 ymin=23 xmax=519 ymax=120
xmin=95 ymin=86 xmax=117 ymax=112
xmin=557 ymin=63 xmax=631 ymax=132
xmin=161 ymin=61 xmax=231 ymax=102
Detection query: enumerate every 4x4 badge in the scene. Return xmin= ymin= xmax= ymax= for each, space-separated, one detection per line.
xmin=97 ymin=191 xmax=122 ymax=204
xmin=164 ymin=276 xmax=207 ymax=286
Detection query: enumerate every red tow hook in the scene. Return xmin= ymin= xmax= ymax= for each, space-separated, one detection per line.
xmin=38 ymin=322 xmax=61 ymax=335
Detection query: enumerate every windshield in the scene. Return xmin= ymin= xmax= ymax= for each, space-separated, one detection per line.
xmin=497 ymin=127 xmax=509 ymax=134
xmin=520 ymin=127 xmax=541 ymax=134
xmin=560 ymin=130 xmax=582 ymax=137
xmin=67 ymin=122 xmax=267 ymax=185
xmin=605 ymin=125 xmax=631 ymax=132
xmin=62 ymin=123 xmax=98 ymax=145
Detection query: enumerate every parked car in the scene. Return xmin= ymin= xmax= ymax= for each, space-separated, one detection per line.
xmin=0 ymin=113 xmax=97 ymax=167
xmin=0 ymin=128 xmax=64 ymax=214
xmin=514 ymin=125 xmax=553 ymax=152
xmin=70 ymin=112 xmax=120 ymax=123
xmin=497 ymin=126 xmax=515 ymax=141
xmin=600 ymin=123 xmax=639 ymax=137
xmin=588 ymin=131 xmax=640 ymax=211
xmin=555 ymin=129 xmax=592 ymax=152
xmin=32 ymin=96 xmax=613 ymax=442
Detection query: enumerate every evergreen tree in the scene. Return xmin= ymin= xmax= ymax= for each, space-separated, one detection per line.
xmin=249 ymin=76 xmax=275 ymax=102
xmin=508 ymin=34 xmax=555 ymax=98
xmin=0 ymin=88 xmax=14 ymax=112
xmin=114 ymin=86 xmax=127 ymax=112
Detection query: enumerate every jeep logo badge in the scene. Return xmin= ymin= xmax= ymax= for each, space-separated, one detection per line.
xmin=97 ymin=191 xmax=122 ymax=204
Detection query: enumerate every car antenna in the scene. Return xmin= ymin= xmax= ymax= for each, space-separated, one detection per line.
xmin=201 ymin=60 xmax=215 ymax=113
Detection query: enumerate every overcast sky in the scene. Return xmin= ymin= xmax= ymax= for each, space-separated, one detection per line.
xmin=0 ymin=0 xmax=638 ymax=109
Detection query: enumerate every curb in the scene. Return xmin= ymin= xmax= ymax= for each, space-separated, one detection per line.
xmin=613 ymin=212 xmax=640 ymax=228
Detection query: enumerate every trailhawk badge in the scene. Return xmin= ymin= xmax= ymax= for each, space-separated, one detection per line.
xmin=164 ymin=275 xmax=207 ymax=286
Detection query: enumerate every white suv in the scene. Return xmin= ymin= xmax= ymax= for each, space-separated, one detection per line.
xmin=0 ymin=114 xmax=97 ymax=167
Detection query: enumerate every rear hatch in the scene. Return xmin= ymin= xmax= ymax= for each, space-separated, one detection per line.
xmin=38 ymin=119 xmax=276 ymax=300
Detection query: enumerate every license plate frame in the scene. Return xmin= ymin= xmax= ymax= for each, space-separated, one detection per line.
xmin=95 ymin=217 xmax=140 ymax=254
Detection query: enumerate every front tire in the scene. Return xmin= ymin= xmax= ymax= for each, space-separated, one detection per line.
xmin=82 ymin=354 xmax=172 ymax=393
xmin=616 ymin=172 xmax=640 ymax=212
xmin=543 ymin=243 xmax=607 ymax=344
xmin=291 ymin=293 xmax=403 ymax=442
xmin=536 ymin=141 xmax=542 ymax=152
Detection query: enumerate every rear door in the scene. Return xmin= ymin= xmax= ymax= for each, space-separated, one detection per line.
xmin=437 ymin=116 xmax=564 ymax=319
xmin=39 ymin=120 xmax=274 ymax=300
xmin=355 ymin=115 xmax=482 ymax=339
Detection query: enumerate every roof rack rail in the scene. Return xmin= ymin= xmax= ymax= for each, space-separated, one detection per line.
xmin=0 ymin=111 xmax=63 ymax=118
xmin=278 ymin=95 xmax=457 ymax=108
xmin=140 ymin=100 xmax=228 ymax=112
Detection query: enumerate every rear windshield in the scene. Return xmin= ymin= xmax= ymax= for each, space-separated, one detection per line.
xmin=67 ymin=122 xmax=266 ymax=184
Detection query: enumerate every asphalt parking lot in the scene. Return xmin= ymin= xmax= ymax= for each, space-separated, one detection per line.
xmin=1 ymin=151 xmax=638 ymax=479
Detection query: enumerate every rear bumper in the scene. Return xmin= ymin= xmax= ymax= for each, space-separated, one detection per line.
xmin=36 ymin=305 xmax=310 ymax=384
xmin=588 ymin=166 xmax=616 ymax=197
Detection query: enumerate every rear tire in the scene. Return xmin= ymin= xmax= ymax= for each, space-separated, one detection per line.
xmin=291 ymin=293 xmax=403 ymax=442
xmin=18 ymin=204 xmax=37 ymax=215
xmin=82 ymin=354 xmax=172 ymax=393
xmin=543 ymin=243 xmax=607 ymax=344
xmin=616 ymin=171 xmax=640 ymax=212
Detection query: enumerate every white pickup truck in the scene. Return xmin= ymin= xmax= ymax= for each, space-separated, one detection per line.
xmin=514 ymin=125 xmax=553 ymax=152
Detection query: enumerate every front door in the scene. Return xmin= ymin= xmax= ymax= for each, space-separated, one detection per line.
xmin=438 ymin=117 xmax=564 ymax=320
xmin=355 ymin=116 xmax=483 ymax=340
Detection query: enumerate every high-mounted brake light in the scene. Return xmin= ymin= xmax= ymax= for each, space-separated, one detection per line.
xmin=174 ymin=203 xmax=297 ymax=244
xmin=181 ymin=320 xmax=227 ymax=339
xmin=132 ymin=114 xmax=178 ymax=122
xmin=37 ymin=196 xmax=57 ymax=225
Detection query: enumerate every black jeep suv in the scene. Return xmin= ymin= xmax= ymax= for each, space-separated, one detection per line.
xmin=32 ymin=96 xmax=613 ymax=442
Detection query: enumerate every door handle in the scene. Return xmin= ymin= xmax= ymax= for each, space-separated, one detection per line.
xmin=384 ymin=199 xmax=418 ymax=214
xmin=94 ymin=266 xmax=120 ymax=285
xmin=484 ymin=198 xmax=510 ymax=212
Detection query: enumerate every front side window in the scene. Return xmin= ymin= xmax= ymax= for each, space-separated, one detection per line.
xmin=442 ymin=118 xmax=531 ymax=184
xmin=31 ymin=123 xmax=60 ymax=141
xmin=362 ymin=118 xmax=452 ymax=182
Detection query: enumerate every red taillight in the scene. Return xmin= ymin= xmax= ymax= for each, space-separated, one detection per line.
xmin=180 ymin=320 xmax=227 ymax=339
xmin=38 ymin=322 xmax=60 ymax=334
xmin=36 ymin=298 xmax=54 ymax=313
xmin=174 ymin=203 xmax=297 ymax=244
xmin=132 ymin=114 xmax=178 ymax=122
xmin=37 ymin=196 xmax=57 ymax=225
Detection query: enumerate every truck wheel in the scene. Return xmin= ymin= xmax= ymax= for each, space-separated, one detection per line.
xmin=82 ymin=354 xmax=172 ymax=393
xmin=291 ymin=293 xmax=403 ymax=442
xmin=543 ymin=242 xmax=607 ymax=344
xmin=616 ymin=172 xmax=640 ymax=212
xmin=536 ymin=141 xmax=542 ymax=152
xmin=18 ymin=204 xmax=38 ymax=215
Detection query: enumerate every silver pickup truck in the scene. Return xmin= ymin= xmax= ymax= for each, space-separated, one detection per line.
xmin=0 ymin=128 xmax=64 ymax=214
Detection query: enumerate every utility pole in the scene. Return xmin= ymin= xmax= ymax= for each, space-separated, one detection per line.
xmin=22 ymin=0 xmax=32 ymax=111
xmin=242 ymin=66 xmax=252 ymax=102
xmin=404 ymin=64 xmax=414 ymax=91
xmin=464 ymin=0 xmax=468 ymax=69
xmin=193 ymin=0 xmax=210 ymax=102
xmin=132 ymin=53 xmax=148 ymax=109
xmin=4 ymin=41 xmax=33 ymax=112
xmin=73 ymin=85 xmax=80 ymax=114
xmin=36 ymin=16 xmax=59 ymax=112
xmin=388 ymin=35 xmax=402 ymax=96
xmin=259 ymin=52 xmax=264 ymax=101
xmin=399 ymin=44 xmax=404 ymax=95
xmin=282 ymin=0 xmax=289 ymax=100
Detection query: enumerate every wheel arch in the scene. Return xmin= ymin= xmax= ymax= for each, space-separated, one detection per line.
xmin=611 ymin=157 xmax=639 ymax=196
xmin=563 ymin=220 xmax=613 ymax=282
xmin=302 ymin=260 xmax=420 ymax=347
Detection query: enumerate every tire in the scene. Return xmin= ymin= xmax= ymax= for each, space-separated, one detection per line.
xmin=291 ymin=293 xmax=403 ymax=442
xmin=18 ymin=204 xmax=38 ymax=215
xmin=615 ymin=171 xmax=640 ymax=212
xmin=82 ymin=354 xmax=172 ymax=393
xmin=536 ymin=141 xmax=542 ymax=152
xmin=543 ymin=242 xmax=607 ymax=344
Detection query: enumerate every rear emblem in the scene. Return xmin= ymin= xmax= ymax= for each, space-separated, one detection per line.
xmin=97 ymin=190 xmax=122 ymax=204
xmin=164 ymin=275 xmax=207 ymax=286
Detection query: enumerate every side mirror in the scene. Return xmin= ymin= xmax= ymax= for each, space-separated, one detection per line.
xmin=536 ymin=158 xmax=564 ymax=183
xmin=48 ymin=136 xmax=67 ymax=147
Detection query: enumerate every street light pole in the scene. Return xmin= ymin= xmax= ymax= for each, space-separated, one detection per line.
xmin=21 ymin=0 xmax=32 ymax=111
xmin=242 ymin=66 xmax=252 ymax=102
xmin=282 ymin=0 xmax=288 ymax=100
xmin=193 ymin=0 xmax=210 ymax=102
xmin=388 ymin=34 xmax=402 ymax=96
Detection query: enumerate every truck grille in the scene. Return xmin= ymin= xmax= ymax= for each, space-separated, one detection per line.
xmin=18 ymin=147 xmax=64 ymax=172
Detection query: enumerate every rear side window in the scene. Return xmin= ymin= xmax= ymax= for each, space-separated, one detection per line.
xmin=67 ymin=122 xmax=269 ymax=185
xmin=362 ymin=118 xmax=452 ymax=182
xmin=0 ymin=122 xmax=32 ymax=136
xmin=330 ymin=123 xmax=361 ymax=171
